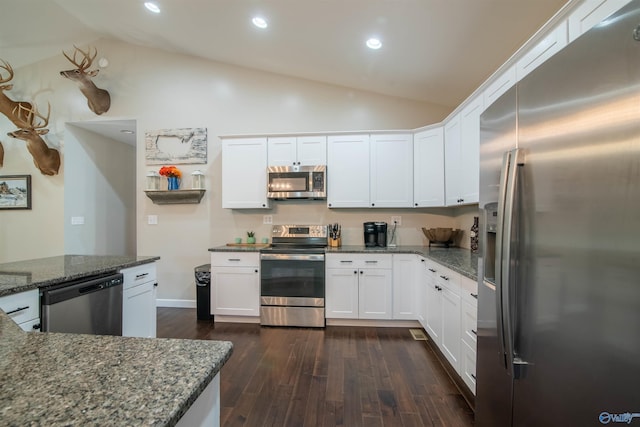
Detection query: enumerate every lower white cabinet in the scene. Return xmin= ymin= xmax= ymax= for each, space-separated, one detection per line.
xmin=326 ymin=254 xmax=392 ymax=319
xmin=440 ymin=272 xmax=461 ymax=372
xmin=121 ymin=263 xmax=157 ymax=338
xmin=392 ymin=254 xmax=418 ymax=320
xmin=460 ymin=275 xmax=478 ymax=394
xmin=0 ymin=289 xmax=40 ymax=332
xmin=210 ymin=252 xmax=260 ymax=317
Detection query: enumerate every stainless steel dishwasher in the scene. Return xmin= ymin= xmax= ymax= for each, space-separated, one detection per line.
xmin=41 ymin=272 xmax=124 ymax=335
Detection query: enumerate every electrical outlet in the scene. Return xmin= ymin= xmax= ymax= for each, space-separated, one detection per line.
xmin=391 ymin=216 xmax=402 ymax=226
xmin=148 ymin=215 xmax=158 ymax=225
xmin=263 ymin=215 xmax=273 ymax=224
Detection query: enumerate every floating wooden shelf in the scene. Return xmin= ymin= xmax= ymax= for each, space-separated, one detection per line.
xmin=144 ymin=189 xmax=206 ymax=205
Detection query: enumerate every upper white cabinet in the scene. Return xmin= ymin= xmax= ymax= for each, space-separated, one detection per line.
xmin=370 ymin=133 xmax=414 ymax=208
xmin=327 ymin=134 xmax=370 ymax=208
xmin=413 ymin=127 xmax=445 ymax=207
xmin=483 ymin=65 xmax=516 ymax=110
xmin=568 ymin=0 xmax=631 ymax=42
xmin=516 ymin=22 xmax=568 ymax=80
xmin=222 ymin=138 xmax=271 ymax=209
xmin=445 ymin=96 xmax=482 ymax=206
xmin=267 ymin=136 xmax=327 ymax=166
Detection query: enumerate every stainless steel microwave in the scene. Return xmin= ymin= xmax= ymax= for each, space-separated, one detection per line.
xmin=267 ymin=165 xmax=326 ymax=199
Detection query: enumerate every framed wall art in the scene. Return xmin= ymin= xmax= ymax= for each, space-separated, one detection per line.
xmin=0 ymin=175 xmax=32 ymax=210
xmin=145 ymin=127 xmax=207 ymax=165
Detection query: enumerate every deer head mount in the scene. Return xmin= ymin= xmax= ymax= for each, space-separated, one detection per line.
xmin=61 ymin=46 xmax=111 ymax=115
xmin=0 ymin=58 xmax=60 ymax=175
xmin=7 ymin=103 xmax=61 ymax=176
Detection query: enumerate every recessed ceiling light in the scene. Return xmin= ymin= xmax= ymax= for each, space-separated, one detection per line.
xmin=252 ymin=16 xmax=268 ymax=29
xmin=366 ymin=38 xmax=382 ymax=50
xmin=144 ymin=2 xmax=161 ymax=13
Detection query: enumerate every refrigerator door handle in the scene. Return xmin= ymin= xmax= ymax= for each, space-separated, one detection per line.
xmin=501 ymin=148 xmax=527 ymax=379
xmin=494 ymin=150 xmax=512 ymax=370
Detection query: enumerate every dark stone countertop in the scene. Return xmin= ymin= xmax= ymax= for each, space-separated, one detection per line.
xmin=0 ymin=255 xmax=160 ymax=297
xmin=209 ymin=244 xmax=478 ymax=281
xmin=0 ymin=309 xmax=233 ymax=426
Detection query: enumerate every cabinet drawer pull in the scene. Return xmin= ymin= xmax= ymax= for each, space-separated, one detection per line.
xmin=440 ymin=275 xmax=449 ymax=281
xmin=365 ymin=260 xmax=378 ymax=264
xmin=6 ymin=305 xmax=29 ymax=315
xmin=471 ymin=329 xmax=477 ymax=335
xmin=135 ymin=273 xmax=149 ymax=279
xmin=428 ymin=268 xmax=436 ymax=272
xmin=340 ymin=260 xmax=353 ymax=263
xmin=471 ymin=293 xmax=478 ymax=299
xmin=228 ymin=258 xmax=241 ymax=262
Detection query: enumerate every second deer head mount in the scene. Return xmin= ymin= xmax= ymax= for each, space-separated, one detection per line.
xmin=61 ymin=45 xmax=111 ymax=115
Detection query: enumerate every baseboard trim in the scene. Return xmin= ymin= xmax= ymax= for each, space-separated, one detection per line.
xmin=156 ymin=299 xmax=196 ymax=308
xmin=326 ymin=319 xmax=421 ymax=328
xmin=214 ymin=315 xmax=260 ymax=324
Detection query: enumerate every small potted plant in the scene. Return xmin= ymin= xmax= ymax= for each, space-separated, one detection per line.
xmin=246 ymin=231 xmax=256 ymax=244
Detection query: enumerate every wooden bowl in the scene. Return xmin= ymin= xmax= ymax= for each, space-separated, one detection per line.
xmin=422 ymin=227 xmax=462 ymax=244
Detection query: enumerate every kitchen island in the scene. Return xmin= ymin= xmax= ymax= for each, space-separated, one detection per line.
xmin=0 ymin=254 xmax=234 ymax=426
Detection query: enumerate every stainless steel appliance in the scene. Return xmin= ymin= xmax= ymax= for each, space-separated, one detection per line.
xmin=267 ymin=165 xmax=326 ymax=199
xmin=41 ymin=272 xmax=123 ymax=335
xmin=260 ymin=225 xmax=327 ymax=327
xmin=477 ymin=2 xmax=640 ymax=425
xmin=363 ymin=221 xmax=387 ymax=247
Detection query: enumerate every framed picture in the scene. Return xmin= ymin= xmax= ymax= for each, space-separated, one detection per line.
xmin=145 ymin=127 xmax=207 ymax=165
xmin=0 ymin=175 xmax=32 ymax=210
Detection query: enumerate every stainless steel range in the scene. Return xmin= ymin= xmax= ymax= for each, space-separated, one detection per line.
xmin=260 ymin=225 xmax=327 ymax=327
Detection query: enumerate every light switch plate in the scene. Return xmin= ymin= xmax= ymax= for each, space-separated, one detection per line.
xmin=71 ymin=216 xmax=85 ymax=225
xmin=148 ymin=215 xmax=158 ymax=225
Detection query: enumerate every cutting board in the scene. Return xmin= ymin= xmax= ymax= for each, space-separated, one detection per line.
xmin=225 ymin=243 xmax=269 ymax=248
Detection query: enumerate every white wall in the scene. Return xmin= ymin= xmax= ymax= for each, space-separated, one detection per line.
xmin=64 ymin=124 xmax=136 ymax=255
xmin=0 ymin=37 xmax=460 ymax=302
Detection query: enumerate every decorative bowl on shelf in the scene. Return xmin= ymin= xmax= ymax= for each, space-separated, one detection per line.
xmin=422 ymin=227 xmax=462 ymax=247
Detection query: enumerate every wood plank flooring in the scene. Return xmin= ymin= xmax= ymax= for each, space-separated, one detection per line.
xmin=157 ymin=308 xmax=474 ymax=427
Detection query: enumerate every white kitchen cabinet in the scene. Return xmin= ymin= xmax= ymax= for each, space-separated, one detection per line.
xmin=121 ymin=262 xmax=157 ymax=338
xmin=392 ymin=254 xmax=418 ymax=320
xmin=568 ymin=0 xmax=631 ymax=42
xmin=439 ymin=271 xmax=461 ymax=372
xmin=267 ymin=136 xmax=327 ymax=166
xmin=327 ymin=134 xmax=370 ymax=208
xmin=413 ymin=127 xmax=445 ymax=207
xmin=460 ymin=274 xmax=478 ymax=394
xmin=0 ymin=289 xmax=40 ymax=332
xmin=416 ymin=258 xmax=428 ymax=328
xmin=325 ymin=253 xmax=392 ymax=319
xmin=369 ymin=133 xmax=413 ymax=208
xmin=445 ymin=97 xmax=482 ymax=206
xmin=483 ymin=65 xmax=516 ymax=109
xmin=516 ymin=22 xmax=568 ymax=80
xmin=210 ymin=252 xmax=260 ymax=317
xmin=222 ymin=138 xmax=271 ymax=209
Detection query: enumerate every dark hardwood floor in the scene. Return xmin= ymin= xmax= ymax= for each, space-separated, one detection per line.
xmin=157 ymin=308 xmax=474 ymax=427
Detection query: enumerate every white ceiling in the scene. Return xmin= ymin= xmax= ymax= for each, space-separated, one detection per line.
xmin=1 ymin=0 xmax=570 ymax=109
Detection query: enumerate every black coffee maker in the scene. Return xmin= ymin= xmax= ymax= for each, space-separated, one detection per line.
xmin=364 ymin=222 xmax=387 ymax=247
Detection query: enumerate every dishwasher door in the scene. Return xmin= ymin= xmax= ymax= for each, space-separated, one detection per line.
xmin=41 ymin=273 xmax=123 ymax=335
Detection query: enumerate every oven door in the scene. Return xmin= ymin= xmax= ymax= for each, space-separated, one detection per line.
xmin=260 ymin=253 xmax=325 ymax=306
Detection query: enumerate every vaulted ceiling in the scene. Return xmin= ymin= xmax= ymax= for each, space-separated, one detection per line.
xmin=1 ymin=0 xmax=569 ymax=109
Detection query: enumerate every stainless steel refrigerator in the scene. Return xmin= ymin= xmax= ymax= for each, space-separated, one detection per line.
xmin=476 ymin=1 xmax=640 ymax=425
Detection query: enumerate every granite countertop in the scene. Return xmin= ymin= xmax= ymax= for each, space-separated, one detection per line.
xmin=209 ymin=244 xmax=478 ymax=280
xmin=0 ymin=255 xmax=160 ymax=297
xmin=0 ymin=310 xmax=233 ymax=426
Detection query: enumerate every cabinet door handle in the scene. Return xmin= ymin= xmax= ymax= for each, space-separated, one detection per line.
xmin=428 ymin=268 xmax=436 ymax=272
xmin=6 ymin=305 xmax=29 ymax=315
xmin=228 ymin=258 xmax=241 ymax=262
xmin=32 ymin=323 xmax=41 ymax=331
xmin=471 ymin=374 xmax=477 ymax=380
xmin=421 ymin=259 xmax=425 ymax=263
xmin=365 ymin=260 xmax=378 ymax=264
xmin=354 ymin=271 xmax=358 ymax=274
xmin=360 ymin=270 xmax=364 ymax=274
xmin=154 ymin=282 xmax=158 ymax=287
xmin=135 ymin=273 xmax=149 ymax=279
xmin=472 ymin=329 xmax=477 ymax=335
xmin=471 ymin=293 xmax=478 ymax=299
xmin=439 ymin=275 xmax=449 ymax=281
xmin=254 ymin=269 xmax=259 ymax=273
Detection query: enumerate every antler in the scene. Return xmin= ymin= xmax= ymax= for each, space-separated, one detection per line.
xmin=11 ymin=102 xmax=50 ymax=131
xmin=62 ymin=45 xmax=97 ymax=72
xmin=0 ymin=59 xmax=14 ymax=85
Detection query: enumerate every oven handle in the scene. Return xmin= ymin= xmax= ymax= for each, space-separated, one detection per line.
xmin=260 ymin=253 xmax=325 ymax=262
